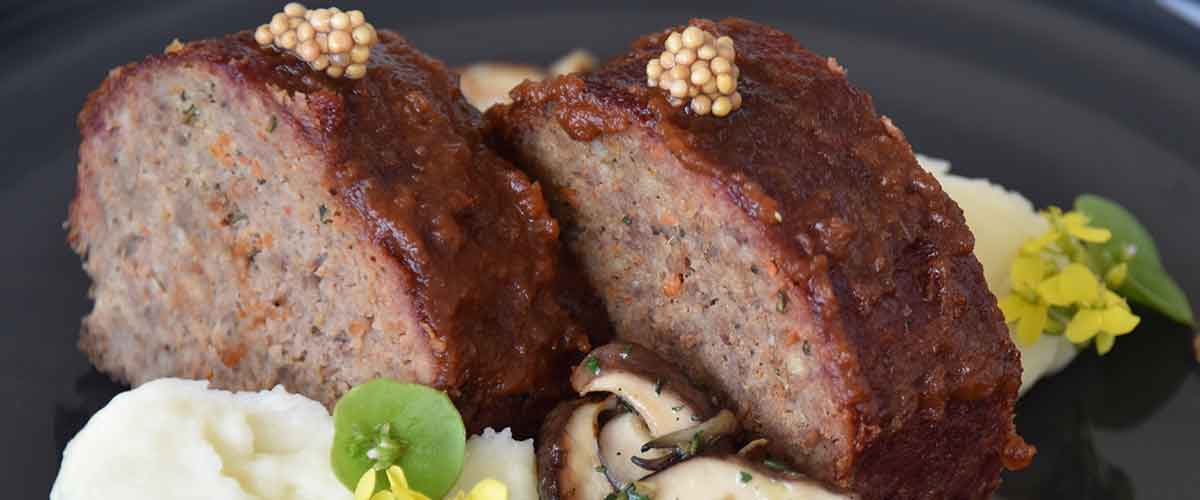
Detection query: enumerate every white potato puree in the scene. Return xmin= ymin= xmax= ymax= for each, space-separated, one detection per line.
xmin=447 ymin=428 xmax=538 ymax=500
xmin=50 ymin=378 xmax=351 ymax=500
xmin=917 ymin=155 xmax=1077 ymax=395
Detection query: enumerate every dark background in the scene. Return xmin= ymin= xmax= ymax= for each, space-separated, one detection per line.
xmin=2 ymin=1 xmax=1199 ymax=498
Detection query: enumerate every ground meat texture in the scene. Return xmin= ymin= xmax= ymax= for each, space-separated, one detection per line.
xmin=488 ymin=18 xmax=1032 ymax=500
xmin=67 ymin=31 xmax=607 ymax=435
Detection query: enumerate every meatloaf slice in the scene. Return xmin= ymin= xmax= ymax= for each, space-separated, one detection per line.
xmin=488 ymin=17 xmax=1032 ymax=499
xmin=67 ymin=31 xmax=605 ymax=434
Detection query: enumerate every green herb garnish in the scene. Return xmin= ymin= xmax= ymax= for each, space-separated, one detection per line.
xmin=776 ymin=290 xmax=789 ymax=313
xmin=584 ymin=356 xmax=600 ymax=375
xmin=181 ymin=104 xmax=199 ymax=125
xmin=267 ymin=115 xmax=277 ymax=133
xmin=331 ymin=379 xmax=465 ymax=499
xmin=654 ymin=379 xmax=664 ymax=395
xmin=739 ymin=471 xmax=753 ymax=483
xmin=685 ymin=430 xmax=704 ymax=456
xmin=1075 ymin=194 xmax=1194 ymax=326
xmin=622 ymin=215 xmax=633 ymax=225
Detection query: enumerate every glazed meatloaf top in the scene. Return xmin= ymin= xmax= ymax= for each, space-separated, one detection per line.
xmin=75 ymin=31 xmax=604 ymax=431
xmin=491 ymin=16 xmax=1032 ymax=491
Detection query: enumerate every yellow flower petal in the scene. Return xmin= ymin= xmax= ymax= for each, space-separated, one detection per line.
xmin=1054 ymin=263 xmax=1101 ymax=305
xmin=1060 ymin=211 xmax=1089 ymax=228
xmin=1010 ymin=256 xmax=1045 ymax=292
xmin=1065 ymin=309 xmax=1103 ymax=344
xmin=1101 ymin=289 xmax=1125 ymax=307
xmin=998 ymin=294 xmax=1030 ymax=323
xmin=1035 ymin=275 xmax=1070 ymax=307
xmin=449 ymin=492 xmax=467 ymax=500
xmin=1101 ymin=305 xmax=1140 ymax=335
xmin=1068 ymin=223 xmax=1112 ymax=243
xmin=1016 ymin=303 xmax=1048 ymax=346
xmin=1095 ymin=332 xmax=1116 ymax=355
xmin=385 ymin=466 xmax=409 ymax=491
xmin=356 ymin=469 xmax=378 ymax=500
xmin=371 ymin=492 xmax=396 ymax=500
xmin=1105 ymin=262 xmax=1128 ymax=288
xmin=466 ymin=479 xmax=509 ymax=500
xmin=1020 ymin=231 xmax=1060 ymax=255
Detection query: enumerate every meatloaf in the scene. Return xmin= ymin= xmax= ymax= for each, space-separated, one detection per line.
xmin=67 ymin=30 xmax=607 ymax=434
xmin=488 ymin=18 xmax=1032 ymax=499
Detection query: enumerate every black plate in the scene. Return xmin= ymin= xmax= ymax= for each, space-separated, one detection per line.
xmin=4 ymin=1 xmax=1198 ymax=498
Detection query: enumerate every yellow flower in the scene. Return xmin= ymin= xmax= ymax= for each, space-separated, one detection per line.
xmin=1065 ymin=303 xmax=1140 ymax=355
xmin=999 ymin=294 xmax=1048 ymax=347
xmin=355 ymin=466 xmax=431 ymax=500
xmin=1059 ymin=211 xmax=1112 ymax=243
xmin=1000 ymin=207 xmax=1141 ymax=354
xmin=448 ymin=479 xmax=508 ymax=500
xmin=1035 ymin=263 xmax=1100 ymax=306
xmin=1019 ymin=230 xmax=1060 ymax=255
xmin=1009 ymin=255 xmax=1045 ymax=293
xmin=1105 ymin=262 xmax=1128 ymax=287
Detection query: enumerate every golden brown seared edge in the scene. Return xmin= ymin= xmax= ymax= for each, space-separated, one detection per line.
xmin=71 ymin=31 xmax=608 ymax=435
xmin=490 ymin=17 xmax=1032 ymax=498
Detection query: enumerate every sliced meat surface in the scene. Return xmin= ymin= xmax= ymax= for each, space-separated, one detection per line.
xmin=488 ymin=17 xmax=1031 ymax=499
xmin=68 ymin=30 xmax=607 ymax=434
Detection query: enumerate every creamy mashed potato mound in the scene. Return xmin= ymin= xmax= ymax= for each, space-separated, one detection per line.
xmin=917 ymin=155 xmax=1077 ymax=395
xmin=447 ymin=427 xmax=538 ymax=500
xmin=50 ymin=378 xmax=350 ymax=500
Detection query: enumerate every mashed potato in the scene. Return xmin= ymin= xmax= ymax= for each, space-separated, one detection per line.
xmin=917 ymin=155 xmax=1077 ymax=395
xmin=448 ymin=428 xmax=538 ymax=500
xmin=50 ymin=379 xmax=350 ymax=500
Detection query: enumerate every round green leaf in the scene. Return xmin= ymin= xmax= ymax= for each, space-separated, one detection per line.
xmin=331 ymin=379 xmax=466 ymax=499
xmin=1075 ymin=194 xmax=1194 ymax=326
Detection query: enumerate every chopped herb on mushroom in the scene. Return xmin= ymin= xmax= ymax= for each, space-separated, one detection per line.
xmin=763 ymin=458 xmax=791 ymax=472
xmin=641 ymin=456 xmax=849 ymax=500
xmin=571 ymin=343 xmax=715 ymax=437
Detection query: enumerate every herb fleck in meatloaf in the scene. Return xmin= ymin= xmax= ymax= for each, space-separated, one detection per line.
xmin=488 ymin=18 xmax=1033 ymax=499
xmin=67 ymin=31 xmax=607 ymax=434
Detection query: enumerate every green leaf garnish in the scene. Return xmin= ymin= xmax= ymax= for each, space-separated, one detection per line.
xmin=331 ymin=379 xmax=465 ymax=499
xmin=1075 ymin=194 xmax=1194 ymax=326
xmin=584 ymin=356 xmax=600 ymax=375
xmin=739 ymin=471 xmax=753 ymax=483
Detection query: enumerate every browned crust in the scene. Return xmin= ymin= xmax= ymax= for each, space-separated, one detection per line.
xmin=71 ymin=31 xmax=608 ymax=434
xmin=489 ymin=17 xmax=1029 ymax=498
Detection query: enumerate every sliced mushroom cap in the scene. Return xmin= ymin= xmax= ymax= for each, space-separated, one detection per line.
xmin=597 ymin=411 xmax=668 ymax=487
xmin=572 ymin=343 xmax=715 ymax=437
xmin=640 ymin=456 xmax=853 ymax=500
xmin=537 ymin=397 xmax=616 ymax=500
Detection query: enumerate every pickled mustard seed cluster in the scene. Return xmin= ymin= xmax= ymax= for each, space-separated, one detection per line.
xmin=646 ymin=26 xmax=741 ymax=117
xmin=254 ymin=3 xmax=378 ymax=79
